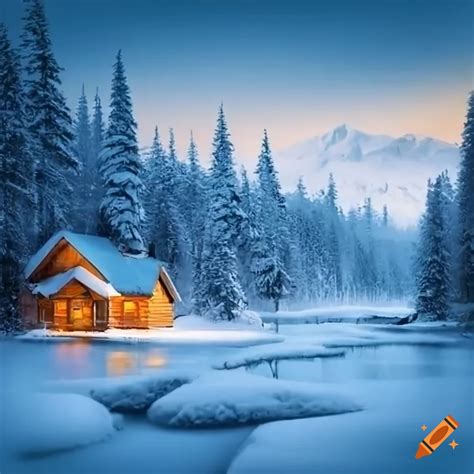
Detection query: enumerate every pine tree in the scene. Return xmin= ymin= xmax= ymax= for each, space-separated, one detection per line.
xmin=254 ymin=129 xmax=293 ymax=307
xmin=382 ymin=205 xmax=388 ymax=227
xmin=458 ymin=91 xmax=474 ymax=302
xmin=325 ymin=172 xmax=338 ymax=214
xmin=99 ymin=51 xmax=146 ymax=255
xmin=72 ymin=85 xmax=94 ymax=233
xmin=21 ymin=0 xmax=77 ymax=245
xmin=416 ymin=176 xmax=451 ymax=320
xmin=186 ymin=133 xmax=208 ymax=311
xmin=90 ymin=88 xmax=104 ymax=218
xmin=0 ymin=24 xmax=34 ymax=333
xmin=198 ymin=105 xmax=247 ymax=320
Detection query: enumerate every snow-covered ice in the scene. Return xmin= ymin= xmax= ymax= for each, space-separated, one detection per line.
xmin=90 ymin=369 xmax=198 ymax=411
xmin=213 ymin=342 xmax=345 ymax=370
xmin=147 ymin=372 xmax=362 ymax=427
xmin=260 ymin=305 xmax=413 ymax=324
xmin=4 ymin=393 xmax=114 ymax=455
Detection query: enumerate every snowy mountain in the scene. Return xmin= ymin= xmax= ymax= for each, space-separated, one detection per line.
xmin=274 ymin=124 xmax=460 ymax=227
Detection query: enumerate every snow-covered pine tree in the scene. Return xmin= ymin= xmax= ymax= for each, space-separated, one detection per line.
xmin=254 ymin=129 xmax=293 ymax=308
xmin=90 ymin=88 xmax=104 ymax=222
xmin=72 ymin=86 xmax=95 ymax=233
xmin=21 ymin=0 xmax=77 ymax=245
xmin=0 ymin=24 xmax=34 ymax=333
xmin=237 ymin=167 xmax=259 ymax=300
xmin=415 ymin=176 xmax=451 ymax=320
xmin=198 ymin=105 xmax=247 ymax=320
xmin=185 ymin=133 xmax=208 ymax=311
xmin=99 ymin=50 xmax=146 ymax=255
xmin=382 ymin=205 xmax=389 ymax=227
xmin=458 ymin=91 xmax=474 ymax=302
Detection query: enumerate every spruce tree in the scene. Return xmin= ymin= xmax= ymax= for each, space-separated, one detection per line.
xmin=254 ymin=129 xmax=292 ymax=308
xmin=21 ymin=0 xmax=77 ymax=244
xmin=99 ymin=51 xmax=146 ymax=255
xmin=416 ymin=176 xmax=451 ymax=320
xmin=186 ymin=133 xmax=208 ymax=311
xmin=458 ymin=91 xmax=474 ymax=302
xmin=72 ymin=85 xmax=94 ymax=233
xmin=90 ymin=88 xmax=104 ymax=216
xmin=199 ymin=105 xmax=247 ymax=320
xmin=0 ymin=24 xmax=34 ymax=333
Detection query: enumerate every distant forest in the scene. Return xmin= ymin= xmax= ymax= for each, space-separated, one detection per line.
xmin=1 ymin=0 xmax=473 ymax=332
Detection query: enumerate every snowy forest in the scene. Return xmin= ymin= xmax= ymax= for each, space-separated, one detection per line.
xmin=1 ymin=0 xmax=473 ymax=333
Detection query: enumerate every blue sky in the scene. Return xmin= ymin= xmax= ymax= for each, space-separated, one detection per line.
xmin=2 ymin=0 xmax=473 ymax=160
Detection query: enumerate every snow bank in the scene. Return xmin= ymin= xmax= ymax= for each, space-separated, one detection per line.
xmin=213 ymin=343 xmax=345 ymax=370
xmin=90 ymin=369 xmax=198 ymax=412
xmin=147 ymin=372 xmax=361 ymax=427
xmin=260 ymin=305 xmax=413 ymax=324
xmin=5 ymin=393 xmax=114 ymax=455
xmin=20 ymin=324 xmax=282 ymax=347
xmin=282 ymin=322 xmax=461 ymax=348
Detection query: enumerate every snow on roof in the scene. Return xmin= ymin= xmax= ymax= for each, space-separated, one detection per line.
xmin=24 ymin=231 xmax=178 ymax=297
xmin=31 ymin=266 xmax=121 ymax=298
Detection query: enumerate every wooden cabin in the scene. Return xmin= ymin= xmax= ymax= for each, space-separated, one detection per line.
xmin=21 ymin=231 xmax=181 ymax=331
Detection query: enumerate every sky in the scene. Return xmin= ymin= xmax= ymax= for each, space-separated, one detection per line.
xmin=2 ymin=0 xmax=473 ymax=164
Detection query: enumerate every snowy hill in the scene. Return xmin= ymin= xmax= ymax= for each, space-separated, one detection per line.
xmin=274 ymin=124 xmax=460 ymax=227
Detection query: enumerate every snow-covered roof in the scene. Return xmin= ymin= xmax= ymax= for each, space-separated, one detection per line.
xmin=31 ymin=266 xmax=121 ymax=298
xmin=25 ymin=231 xmax=180 ymax=299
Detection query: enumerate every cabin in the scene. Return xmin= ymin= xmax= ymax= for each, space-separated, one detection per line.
xmin=21 ymin=231 xmax=181 ymax=331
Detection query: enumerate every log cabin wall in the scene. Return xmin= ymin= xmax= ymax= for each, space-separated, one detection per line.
xmin=148 ymin=278 xmax=174 ymax=328
xmin=108 ymin=278 xmax=173 ymax=329
xmin=108 ymin=297 xmax=149 ymax=328
xmin=29 ymin=239 xmax=104 ymax=283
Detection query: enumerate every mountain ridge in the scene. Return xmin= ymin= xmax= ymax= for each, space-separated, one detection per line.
xmin=274 ymin=124 xmax=460 ymax=227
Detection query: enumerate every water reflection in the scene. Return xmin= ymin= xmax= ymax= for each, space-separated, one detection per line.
xmin=106 ymin=350 xmax=167 ymax=376
xmin=54 ymin=339 xmax=91 ymax=377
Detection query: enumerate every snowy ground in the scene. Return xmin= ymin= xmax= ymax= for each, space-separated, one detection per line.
xmin=19 ymin=314 xmax=283 ymax=347
xmin=2 ymin=306 xmax=472 ymax=474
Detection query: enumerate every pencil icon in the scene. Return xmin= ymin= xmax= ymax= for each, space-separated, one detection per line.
xmin=415 ymin=415 xmax=459 ymax=459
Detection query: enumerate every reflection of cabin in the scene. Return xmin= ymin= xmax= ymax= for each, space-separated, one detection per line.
xmin=21 ymin=231 xmax=181 ymax=331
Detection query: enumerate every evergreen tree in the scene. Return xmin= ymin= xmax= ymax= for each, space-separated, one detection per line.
xmin=0 ymin=24 xmax=34 ymax=333
xmin=90 ymin=88 xmax=104 ymax=218
xmin=382 ymin=205 xmax=388 ymax=227
xmin=325 ymin=172 xmax=338 ymax=214
xmin=21 ymin=0 xmax=77 ymax=244
xmin=198 ymin=105 xmax=247 ymax=320
xmin=72 ymin=85 xmax=94 ymax=233
xmin=186 ymin=133 xmax=208 ymax=311
xmin=415 ymin=176 xmax=451 ymax=320
xmin=254 ymin=129 xmax=293 ymax=307
xmin=99 ymin=51 xmax=146 ymax=255
xmin=458 ymin=91 xmax=474 ymax=302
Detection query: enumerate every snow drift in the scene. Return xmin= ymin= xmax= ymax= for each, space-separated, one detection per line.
xmin=91 ymin=369 xmax=198 ymax=412
xmin=5 ymin=393 xmax=114 ymax=455
xmin=147 ymin=372 xmax=362 ymax=427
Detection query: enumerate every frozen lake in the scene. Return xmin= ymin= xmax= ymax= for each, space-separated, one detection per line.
xmin=1 ymin=325 xmax=473 ymax=473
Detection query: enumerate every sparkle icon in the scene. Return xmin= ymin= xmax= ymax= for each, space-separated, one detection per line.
xmin=421 ymin=424 xmax=427 ymax=431
xmin=448 ymin=439 xmax=459 ymax=450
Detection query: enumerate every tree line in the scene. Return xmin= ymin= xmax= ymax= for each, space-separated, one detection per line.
xmin=4 ymin=0 xmax=469 ymax=333
xmin=415 ymin=92 xmax=474 ymax=320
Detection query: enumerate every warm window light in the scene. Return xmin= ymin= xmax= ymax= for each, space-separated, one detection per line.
xmin=123 ymin=301 xmax=138 ymax=316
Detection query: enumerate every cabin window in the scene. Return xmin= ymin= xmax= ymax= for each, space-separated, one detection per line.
xmin=39 ymin=305 xmax=53 ymax=323
xmin=94 ymin=301 xmax=108 ymax=324
xmin=54 ymin=301 xmax=67 ymax=316
xmin=123 ymin=301 xmax=138 ymax=317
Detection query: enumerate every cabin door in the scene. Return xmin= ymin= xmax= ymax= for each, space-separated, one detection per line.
xmin=70 ymin=299 xmax=93 ymax=330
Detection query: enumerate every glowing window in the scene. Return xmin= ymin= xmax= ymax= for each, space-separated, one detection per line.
xmin=123 ymin=301 xmax=138 ymax=317
xmin=54 ymin=301 xmax=67 ymax=315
